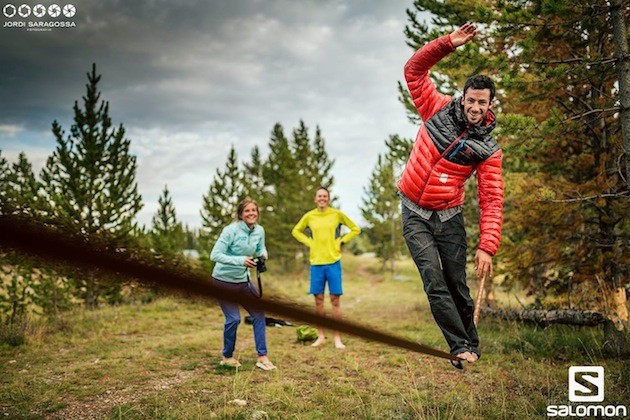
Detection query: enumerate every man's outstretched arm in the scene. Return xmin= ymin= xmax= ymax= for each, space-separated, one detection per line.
xmin=405 ymin=22 xmax=478 ymax=121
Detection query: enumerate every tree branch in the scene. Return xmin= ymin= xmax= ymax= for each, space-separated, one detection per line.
xmin=539 ymin=191 xmax=629 ymax=203
xmin=568 ymin=107 xmax=620 ymax=121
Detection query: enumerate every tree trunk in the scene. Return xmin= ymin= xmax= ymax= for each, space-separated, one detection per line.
xmin=85 ymin=272 xmax=97 ymax=309
xmin=390 ymin=211 xmax=395 ymax=277
xmin=603 ymin=319 xmax=629 ymax=357
xmin=610 ymin=0 xmax=630 ymax=194
xmin=479 ymin=307 xmax=607 ymax=327
xmin=603 ymin=287 xmax=629 ymax=356
xmin=602 ymin=0 xmax=630 ymax=357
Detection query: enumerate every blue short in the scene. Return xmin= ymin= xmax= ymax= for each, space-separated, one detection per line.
xmin=310 ymin=260 xmax=342 ymax=295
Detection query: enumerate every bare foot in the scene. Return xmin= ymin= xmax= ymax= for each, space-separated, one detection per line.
xmin=311 ymin=336 xmax=326 ymax=347
xmin=334 ymin=337 xmax=346 ymax=349
xmin=458 ymin=351 xmax=477 ymax=363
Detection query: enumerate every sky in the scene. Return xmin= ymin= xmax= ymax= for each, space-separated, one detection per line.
xmin=0 ymin=0 xmax=426 ymax=229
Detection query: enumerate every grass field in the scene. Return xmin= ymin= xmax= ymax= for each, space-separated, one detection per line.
xmin=1 ymin=254 xmax=628 ymax=419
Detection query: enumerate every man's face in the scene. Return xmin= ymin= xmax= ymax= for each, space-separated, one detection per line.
xmin=461 ymin=88 xmax=492 ymax=126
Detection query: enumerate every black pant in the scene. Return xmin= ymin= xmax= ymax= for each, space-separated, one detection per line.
xmin=402 ymin=205 xmax=479 ymax=356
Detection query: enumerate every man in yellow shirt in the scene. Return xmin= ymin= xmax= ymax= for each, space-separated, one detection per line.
xmin=292 ymin=187 xmax=361 ymax=348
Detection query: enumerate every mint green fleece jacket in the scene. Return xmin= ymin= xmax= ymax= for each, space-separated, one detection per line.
xmin=211 ymin=221 xmax=268 ymax=283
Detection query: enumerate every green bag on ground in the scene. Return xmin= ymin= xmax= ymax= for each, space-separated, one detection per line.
xmin=296 ymin=325 xmax=318 ymax=342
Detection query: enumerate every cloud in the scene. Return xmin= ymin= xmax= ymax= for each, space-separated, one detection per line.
xmin=1 ymin=0 xmax=423 ymax=227
xmin=0 ymin=125 xmax=24 ymax=137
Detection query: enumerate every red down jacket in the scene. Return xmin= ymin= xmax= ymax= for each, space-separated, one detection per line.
xmin=398 ymin=34 xmax=504 ymax=256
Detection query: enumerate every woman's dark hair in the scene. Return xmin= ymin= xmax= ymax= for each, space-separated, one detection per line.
xmin=236 ymin=198 xmax=259 ymax=220
xmin=463 ymin=75 xmax=495 ymax=101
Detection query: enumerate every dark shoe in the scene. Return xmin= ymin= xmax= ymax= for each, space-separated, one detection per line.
xmin=450 ymin=358 xmax=464 ymax=370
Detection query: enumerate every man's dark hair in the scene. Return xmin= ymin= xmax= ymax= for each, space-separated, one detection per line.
xmin=463 ymin=75 xmax=495 ymax=101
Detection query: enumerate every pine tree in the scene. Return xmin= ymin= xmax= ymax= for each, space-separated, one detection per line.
xmin=40 ymin=63 xmax=143 ymax=308
xmin=242 ymin=145 xmax=265 ymax=198
xmin=261 ymin=123 xmax=300 ymax=266
xmin=0 ymin=264 xmax=33 ymax=326
xmin=150 ymin=185 xmax=184 ymax=259
xmin=402 ymin=0 xmax=628 ymax=353
xmin=4 ymin=152 xmax=45 ymax=218
xmin=361 ymin=153 xmax=402 ymax=274
xmin=182 ymin=224 xmax=199 ymax=251
xmin=310 ymin=126 xmax=335 ymax=193
xmin=0 ymin=152 xmax=73 ymax=320
xmin=261 ymin=121 xmax=336 ymax=269
xmin=0 ymin=151 xmax=10 ymax=214
xmin=199 ymin=146 xmax=247 ymax=269
xmin=384 ymin=135 xmax=413 ymax=173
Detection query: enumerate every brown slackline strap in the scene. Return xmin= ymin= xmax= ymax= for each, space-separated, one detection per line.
xmin=0 ymin=215 xmax=457 ymax=361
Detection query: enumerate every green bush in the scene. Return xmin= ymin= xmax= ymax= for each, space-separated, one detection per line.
xmin=0 ymin=318 xmax=28 ymax=347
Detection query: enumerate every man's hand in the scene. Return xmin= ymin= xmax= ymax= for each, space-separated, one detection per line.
xmin=474 ymin=249 xmax=493 ymax=279
xmin=450 ymin=22 xmax=477 ymax=48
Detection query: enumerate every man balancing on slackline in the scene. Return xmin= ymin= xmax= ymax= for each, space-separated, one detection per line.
xmin=397 ymin=22 xmax=504 ymax=369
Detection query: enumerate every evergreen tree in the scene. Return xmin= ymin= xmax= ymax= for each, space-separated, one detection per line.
xmin=0 ymin=151 xmax=9 ymax=213
xmin=361 ymin=153 xmax=402 ymax=274
xmin=150 ymin=185 xmax=185 ymax=258
xmin=183 ymin=224 xmax=199 ymax=251
xmin=384 ymin=135 xmax=414 ymax=173
xmin=261 ymin=123 xmax=300 ymax=265
xmin=199 ymin=146 xmax=247 ymax=268
xmin=4 ymin=152 xmax=45 ymax=218
xmin=0 ymin=152 xmax=72 ymax=320
xmin=261 ymin=121 xmax=336 ymax=268
xmin=40 ymin=63 xmax=143 ymax=308
xmin=30 ymin=266 xmax=72 ymax=319
xmin=310 ymin=126 xmax=335 ymax=194
xmin=0 ymin=264 xmax=33 ymax=326
xmin=402 ymin=0 xmax=628 ymax=352
xmin=242 ymin=145 xmax=265 ymax=198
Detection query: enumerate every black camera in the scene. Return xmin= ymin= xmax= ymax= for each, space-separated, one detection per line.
xmin=252 ymin=256 xmax=267 ymax=273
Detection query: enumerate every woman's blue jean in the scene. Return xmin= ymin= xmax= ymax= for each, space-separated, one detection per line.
xmin=212 ymin=278 xmax=267 ymax=357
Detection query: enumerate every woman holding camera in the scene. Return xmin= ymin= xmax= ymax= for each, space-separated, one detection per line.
xmin=210 ymin=198 xmax=276 ymax=371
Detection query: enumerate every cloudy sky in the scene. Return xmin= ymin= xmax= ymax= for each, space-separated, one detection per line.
xmin=0 ymin=0 xmax=427 ymax=228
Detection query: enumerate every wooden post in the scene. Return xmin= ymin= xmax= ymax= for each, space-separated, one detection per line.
xmin=473 ymin=272 xmax=488 ymax=326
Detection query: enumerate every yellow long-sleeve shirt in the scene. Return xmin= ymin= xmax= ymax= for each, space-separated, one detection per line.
xmin=291 ymin=207 xmax=361 ymax=265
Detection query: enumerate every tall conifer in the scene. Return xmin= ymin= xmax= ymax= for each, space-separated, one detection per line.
xmin=40 ymin=63 xmax=142 ymax=307
xmin=361 ymin=153 xmax=402 ymax=274
xmin=150 ymin=185 xmax=184 ymax=258
xmin=4 ymin=153 xmax=45 ymax=218
xmin=199 ymin=146 xmax=247 ymax=268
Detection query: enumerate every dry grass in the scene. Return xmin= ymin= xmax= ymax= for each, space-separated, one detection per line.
xmin=1 ymin=254 xmax=628 ymax=419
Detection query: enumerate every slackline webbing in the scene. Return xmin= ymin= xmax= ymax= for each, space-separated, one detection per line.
xmin=0 ymin=215 xmax=457 ymax=361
